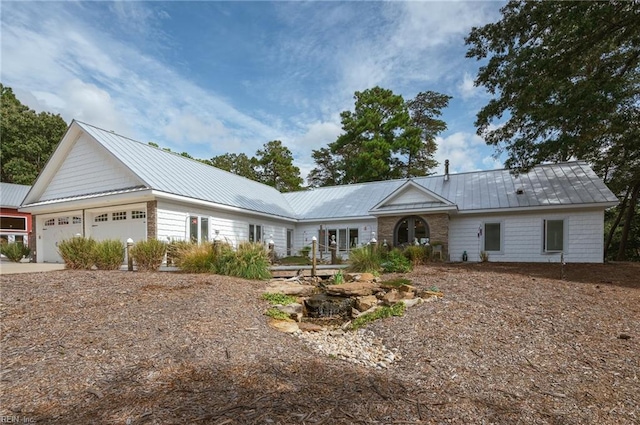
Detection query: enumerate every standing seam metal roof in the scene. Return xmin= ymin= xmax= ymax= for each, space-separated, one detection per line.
xmin=71 ymin=122 xmax=617 ymax=220
xmin=76 ymin=121 xmax=296 ymax=219
xmin=0 ymin=182 xmax=31 ymax=208
xmin=283 ymin=161 xmax=618 ymax=219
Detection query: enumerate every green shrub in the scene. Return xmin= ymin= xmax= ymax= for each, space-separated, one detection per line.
xmin=351 ymin=303 xmax=405 ymax=330
xmin=215 ymin=242 xmax=271 ymax=280
xmin=58 ymin=236 xmax=96 ymax=269
xmin=403 ymin=245 xmax=429 ymax=266
xmin=261 ymin=293 xmax=297 ymax=305
xmin=0 ymin=242 xmax=30 ymax=263
xmin=93 ymin=239 xmax=125 ymax=270
xmin=334 ymin=270 xmax=344 ymax=284
xmin=177 ymin=243 xmax=216 ymax=273
xmin=347 ymin=246 xmax=382 ymax=274
xmin=381 ymin=248 xmax=412 ymax=273
xmin=166 ymin=239 xmax=193 ymax=266
xmin=130 ymin=239 xmax=166 ymax=271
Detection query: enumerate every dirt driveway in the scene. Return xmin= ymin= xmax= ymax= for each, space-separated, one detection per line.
xmin=1 ymin=262 xmax=638 ymax=424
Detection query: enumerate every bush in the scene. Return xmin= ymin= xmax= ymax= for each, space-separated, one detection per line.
xmin=93 ymin=239 xmax=125 ymax=270
xmin=213 ymin=242 xmax=271 ymax=280
xmin=177 ymin=243 xmax=216 ymax=273
xmin=0 ymin=242 xmax=30 ymax=263
xmin=347 ymin=246 xmax=382 ymax=274
xmin=403 ymin=245 xmax=430 ymax=266
xmin=382 ymin=248 xmax=412 ymax=273
xmin=58 ymin=236 xmax=96 ymax=269
xmin=166 ymin=239 xmax=193 ymax=266
xmin=130 ymin=239 xmax=166 ymax=271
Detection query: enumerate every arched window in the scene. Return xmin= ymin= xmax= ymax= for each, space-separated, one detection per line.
xmin=394 ymin=216 xmax=430 ymax=246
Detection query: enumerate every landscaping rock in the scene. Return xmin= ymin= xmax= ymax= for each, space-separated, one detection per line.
xmin=267 ymin=318 xmax=299 ymax=333
xmin=277 ymin=302 xmax=304 ymax=322
xmin=355 ymin=295 xmax=379 ymax=312
xmin=265 ymin=281 xmax=317 ymax=297
xmin=325 ymin=281 xmax=380 ymax=297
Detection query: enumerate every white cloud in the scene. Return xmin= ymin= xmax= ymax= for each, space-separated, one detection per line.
xmin=458 ymin=72 xmax=479 ymax=100
xmin=434 ymin=131 xmax=489 ymax=174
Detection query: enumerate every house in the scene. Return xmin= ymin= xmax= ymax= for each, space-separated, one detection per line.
xmin=1 ymin=182 xmax=32 ymax=247
xmin=20 ymin=120 xmax=619 ymax=264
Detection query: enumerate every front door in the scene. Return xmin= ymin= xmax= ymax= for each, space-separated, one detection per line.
xmin=394 ymin=216 xmax=430 ymax=246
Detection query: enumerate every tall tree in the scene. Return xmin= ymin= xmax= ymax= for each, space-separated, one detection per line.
xmin=403 ymin=91 xmax=451 ymax=177
xmin=254 ymin=140 xmax=303 ymax=192
xmin=466 ymin=0 xmax=640 ymax=260
xmin=307 ymin=147 xmax=344 ymax=188
xmin=208 ymin=153 xmax=258 ymax=181
xmin=1 ymin=84 xmax=67 ymax=184
xmin=309 ymin=86 xmax=449 ymax=186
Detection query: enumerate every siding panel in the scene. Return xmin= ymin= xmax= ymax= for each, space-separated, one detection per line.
xmin=42 ymin=134 xmax=142 ymax=201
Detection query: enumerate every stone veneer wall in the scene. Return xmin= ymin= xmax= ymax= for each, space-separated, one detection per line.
xmin=146 ymin=200 xmax=157 ymax=240
xmin=377 ymin=213 xmax=450 ymax=260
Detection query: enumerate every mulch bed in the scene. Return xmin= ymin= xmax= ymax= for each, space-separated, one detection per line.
xmin=1 ymin=262 xmax=638 ymax=424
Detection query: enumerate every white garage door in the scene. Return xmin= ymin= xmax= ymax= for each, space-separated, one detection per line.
xmin=40 ymin=215 xmax=84 ymax=263
xmin=89 ymin=209 xmax=147 ymax=244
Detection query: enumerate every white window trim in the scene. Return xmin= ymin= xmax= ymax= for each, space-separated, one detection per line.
xmin=188 ymin=215 xmax=210 ymax=244
xmin=542 ymin=218 xmax=567 ymax=254
xmin=482 ymin=221 xmax=504 ymax=254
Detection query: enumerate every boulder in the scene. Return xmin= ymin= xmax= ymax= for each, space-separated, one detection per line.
xmin=325 ymin=281 xmax=380 ymax=297
xmin=277 ymin=302 xmax=303 ymax=322
xmin=381 ymin=289 xmax=406 ymax=305
xmin=346 ymin=272 xmax=376 ymax=282
xmin=267 ymin=318 xmax=299 ymax=333
xmin=355 ymin=295 xmax=379 ymax=312
xmin=265 ymin=281 xmax=317 ymax=297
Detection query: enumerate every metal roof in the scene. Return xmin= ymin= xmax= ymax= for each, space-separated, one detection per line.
xmin=0 ymin=182 xmax=31 ymax=208
xmin=284 ymin=162 xmax=619 ymax=219
xmin=76 ymin=121 xmax=296 ymax=219
xmin=59 ymin=122 xmax=617 ymax=221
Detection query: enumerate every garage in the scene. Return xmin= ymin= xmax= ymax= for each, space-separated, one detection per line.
xmin=87 ymin=206 xmax=147 ymax=245
xmin=39 ymin=213 xmax=84 ymax=263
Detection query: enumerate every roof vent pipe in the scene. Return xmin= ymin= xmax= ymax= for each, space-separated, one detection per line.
xmin=444 ymin=159 xmax=450 ymax=181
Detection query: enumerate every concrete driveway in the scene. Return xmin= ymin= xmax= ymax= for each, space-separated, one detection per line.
xmin=0 ymin=260 xmax=66 ymax=275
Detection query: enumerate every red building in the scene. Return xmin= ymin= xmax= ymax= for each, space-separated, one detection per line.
xmin=1 ymin=183 xmax=32 ymax=246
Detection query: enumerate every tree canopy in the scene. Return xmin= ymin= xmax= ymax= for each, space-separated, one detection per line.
xmin=207 ymin=153 xmax=258 ymax=181
xmin=1 ymin=84 xmax=67 ymax=185
xmin=254 ymin=140 xmax=303 ymax=192
xmin=466 ymin=0 xmax=640 ymax=260
xmin=308 ymin=86 xmax=450 ymax=187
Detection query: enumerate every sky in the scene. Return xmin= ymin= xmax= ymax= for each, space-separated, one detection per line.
xmin=1 ymin=0 xmax=507 ymax=181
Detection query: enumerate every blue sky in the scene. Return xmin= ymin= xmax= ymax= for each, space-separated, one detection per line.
xmin=1 ymin=1 xmax=506 ymax=181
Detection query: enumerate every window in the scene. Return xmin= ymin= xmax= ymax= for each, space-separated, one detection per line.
xmin=73 ymin=216 xmax=82 ymax=224
xmin=394 ymin=216 xmax=429 ymax=246
xmin=484 ymin=222 xmax=501 ymax=252
xmin=544 ymin=219 xmax=564 ymax=252
xmin=112 ymin=211 xmax=127 ymax=221
xmin=44 ymin=218 xmax=55 ymax=226
xmin=318 ymin=227 xmax=359 ymax=252
xmin=1 ymin=216 xmax=27 ymax=231
xmin=95 ymin=214 xmax=108 ymax=222
xmin=131 ymin=210 xmax=146 ymax=219
xmin=189 ymin=216 xmax=209 ymax=244
xmin=249 ymin=224 xmax=262 ymax=243
xmin=58 ymin=217 xmax=69 ymax=225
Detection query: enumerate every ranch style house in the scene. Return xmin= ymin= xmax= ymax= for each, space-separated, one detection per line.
xmin=19 ymin=120 xmax=619 ymax=264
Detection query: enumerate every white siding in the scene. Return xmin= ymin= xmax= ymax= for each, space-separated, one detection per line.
xmin=296 ymin=220 xmax=378 ymax=259
xmin=393 ymin=187 xmax=433 ymax=204
xmin=449 ymin=209 xmax=605 ymax=263
xmin=156 ymin=200 xmax=293 ymax=257
xmin=41 ymin=134 xmax=142 ymax=201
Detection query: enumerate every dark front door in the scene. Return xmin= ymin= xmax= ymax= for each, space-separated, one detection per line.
xmin=394 ymin=216 xmax=430 ymax=246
